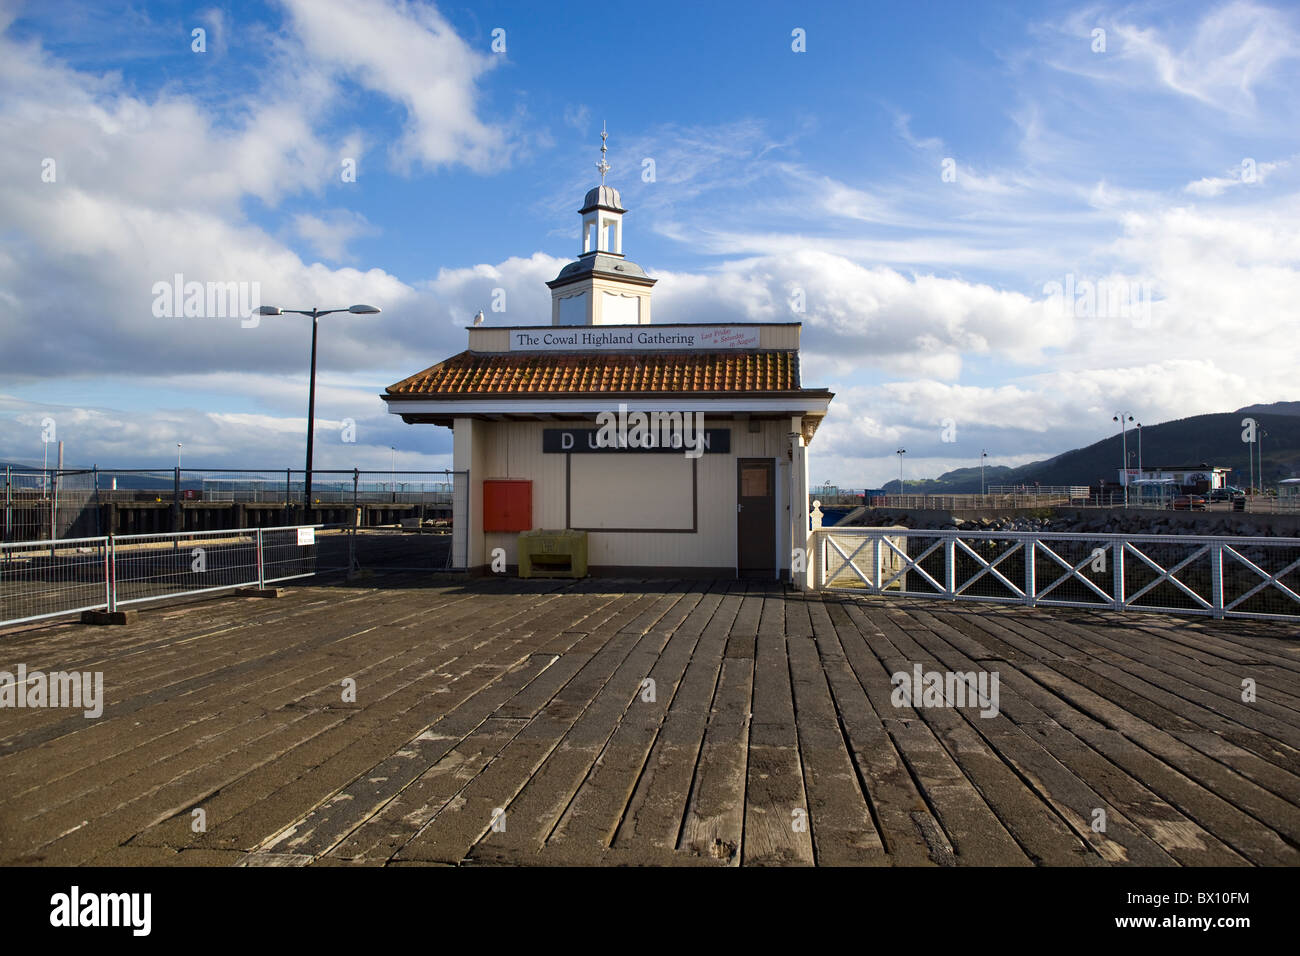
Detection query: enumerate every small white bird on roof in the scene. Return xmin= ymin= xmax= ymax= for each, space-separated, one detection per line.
xmin=473 ymin=309 xmax=485 ymax=326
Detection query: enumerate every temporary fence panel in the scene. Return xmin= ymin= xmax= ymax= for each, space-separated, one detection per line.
xmin=0 ymin=525 xmax=319 ymax=627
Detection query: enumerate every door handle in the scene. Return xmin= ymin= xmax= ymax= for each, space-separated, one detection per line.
xmin=737 ymin=503 xmax=743 ymax=512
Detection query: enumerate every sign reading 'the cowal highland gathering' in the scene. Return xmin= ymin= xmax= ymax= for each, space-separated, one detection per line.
xmin=509 ymin=325 xmax=760 ymax=352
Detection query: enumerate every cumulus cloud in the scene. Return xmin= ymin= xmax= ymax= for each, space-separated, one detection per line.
xmin=292 ymin=210 xmax=381 ymax=262
xmin=281 ymin=0 xmax=510 ymax=173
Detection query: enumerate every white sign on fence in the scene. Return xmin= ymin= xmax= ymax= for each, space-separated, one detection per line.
xmin=297 ymin=527 xmax=315 ymax=546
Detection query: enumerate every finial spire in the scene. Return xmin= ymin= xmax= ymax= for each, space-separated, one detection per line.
xmin=595 ymin=121 xmax=611 ymax=184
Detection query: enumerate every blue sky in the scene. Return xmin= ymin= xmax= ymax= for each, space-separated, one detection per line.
xmin=1 ymin=0 xmax=1298 ymax=485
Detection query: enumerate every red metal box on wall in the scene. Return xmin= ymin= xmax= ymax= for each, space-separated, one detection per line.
xmin=482 ymin=479 xmax=532 ymax=532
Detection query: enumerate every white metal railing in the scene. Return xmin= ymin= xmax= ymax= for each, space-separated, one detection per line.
xmin=0 ymin=526 xmax=319 ymax=628
xmin=814 ymin=528 xmax=1300 ymax=622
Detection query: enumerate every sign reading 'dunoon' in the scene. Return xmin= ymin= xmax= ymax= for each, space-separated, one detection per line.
xmin=544 ymin=429 xmax=731 ymax=454
xmin=510 ymin=325 xmax=760 ymax=351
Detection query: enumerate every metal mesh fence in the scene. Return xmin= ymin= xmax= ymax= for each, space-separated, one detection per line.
xmin=112 ymin=530 xmax=260 ymax=607
xmin=0 ymin=525 xmax=319 ymax=627
xmin=0 ymin=536 xmax=111 ymax=626
xmin=817 ymin=528 xmax=1300 ymax=622
xmin=2 ymin=467 xmax=467 ymax=544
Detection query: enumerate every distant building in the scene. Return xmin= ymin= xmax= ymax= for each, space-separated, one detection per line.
xmin=1119 ymin=466 xmax=1230 ymax=492
xmin=1279 ymin=478 xmax=1300 ymax=500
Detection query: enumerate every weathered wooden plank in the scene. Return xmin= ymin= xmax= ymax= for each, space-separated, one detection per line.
xmin=394 ymin=590 xmax=690 ymax=864
xmin=836 ymin=600 xmax=1031 ymax=865
xmin=678 ymin=657 xmax=754 ymax=864
xmin=905 ymin=608 xmax=1183 ymax=865
xmin=614 ymin=588 xmax=740 ymax=853
xmin=786 ymin=633 xmax=885 ymax=864
xmin=1021 ymin=662 xmax=1300 ymax=865
xmin=543 ymin=591 xmax=708 ymax=854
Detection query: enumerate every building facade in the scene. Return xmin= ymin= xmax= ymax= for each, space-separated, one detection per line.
xmin=1119 ymin=466 xmax=1230 ymax=491
xmin=383 ymin=163 xmax=833 ymax=583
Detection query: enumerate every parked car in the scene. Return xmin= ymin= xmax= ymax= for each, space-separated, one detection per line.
xmin=1208 ymin=486 xmax=1245 ymax=501
xmin=1172 ymin=494 xmax=1208 ymax=511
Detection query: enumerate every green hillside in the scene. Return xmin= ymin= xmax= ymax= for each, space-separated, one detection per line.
xmin=884 ymin=401 xmax=1300 ymax=494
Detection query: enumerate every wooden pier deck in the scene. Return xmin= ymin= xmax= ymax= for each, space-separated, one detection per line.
xmin=1 ymin=577 xmax=1297 ymax=866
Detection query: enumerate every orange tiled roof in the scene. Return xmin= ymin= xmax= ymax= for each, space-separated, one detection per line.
xmin=386 ymin=350 xmax=801 ymax=396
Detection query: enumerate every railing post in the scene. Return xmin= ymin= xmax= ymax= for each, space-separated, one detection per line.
xmin=1025 ymin=537 xmax=1036 ymax=607
xmin=349 ymin=468 xmax=359 ymax=577
xmin=872 ymin=534 xmax=882 ymax=593
xmin=1210 ymin=541 xmax=1224 ymax=619
xmin=811 ymin=531 xmax=821 ymax=590
xmin=944 ymin=533 xmax=956 ymax=599
xmin=108 ymin=534 xmax=117 ymax=613
xmin=103 ymin=536 xmax=111 ymax=611
xmin=1112 ymin=539 xmax=1125 ymax=610
xmin=256 ymin=527 xmax=265 ymax=589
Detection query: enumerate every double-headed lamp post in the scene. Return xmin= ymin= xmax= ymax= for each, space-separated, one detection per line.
xmin=255 ymin=303 xmax=381 ymax=509
xmin=1113 ymin=413 xmax=1134 ymax=508
xmin=896 ymin=449 xmax=906 ymax=497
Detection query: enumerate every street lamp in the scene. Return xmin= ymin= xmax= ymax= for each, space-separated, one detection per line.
xmin=1259 ymin=428 xmax=1268 ymax=497
xmin=177 ymin=443 xmax=183 ymax=469
xmin=981 ymin=450 xmax=988 ymax=496
xmin=895 ymin=449 xmax=906 ymax=496
xmin=1113 ymin=413 xmax=1134 ymax=508
xmin=256 ymin=303 xmax=381 ymax=508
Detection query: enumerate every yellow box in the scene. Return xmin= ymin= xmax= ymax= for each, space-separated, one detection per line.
xmin=518 ymin=530 xmax=588 ymax=579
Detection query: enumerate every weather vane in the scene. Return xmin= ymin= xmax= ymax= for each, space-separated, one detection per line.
xmin=596 ymin=122 xmax=611 ymax=184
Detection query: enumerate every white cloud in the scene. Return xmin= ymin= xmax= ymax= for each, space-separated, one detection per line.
xmin=1185 ymin=158 xmax=1288 ymax=195
xmin=293 ymin=210 xmax=380 ymax=262
xmin=281 ymin=0 xmax=510 ymax=173
xmin=1110 ymin=1 xmax=1299 ymax=111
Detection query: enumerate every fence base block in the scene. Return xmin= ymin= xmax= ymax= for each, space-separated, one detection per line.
xmin=236 ymin=587 xmax=283 ymax=598
xmin=81 ymin=609 xmax=136 ymax=626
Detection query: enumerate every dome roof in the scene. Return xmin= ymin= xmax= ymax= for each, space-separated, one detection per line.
xmin=581 ymin=185 xmax=624 ymax=212
xmin=554 ymin=253 xmax=648 ymax=281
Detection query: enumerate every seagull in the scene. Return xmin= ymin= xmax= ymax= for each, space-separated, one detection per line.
xmin=473 ymin=309 xmax=485 ymax=326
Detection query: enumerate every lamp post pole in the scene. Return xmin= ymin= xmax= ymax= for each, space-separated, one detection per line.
xmin=896 ymin=449 xmax=906 ymax=500
xmin=1259 ymin=429 xmax=1268 ymax=498
xmin=1113 ymin=413 xmax=1133 ymax=508
xmin=981 ymin=450 xmax=988 ymax=497
xmin=255 ymin=303 xmax=381 ymax=511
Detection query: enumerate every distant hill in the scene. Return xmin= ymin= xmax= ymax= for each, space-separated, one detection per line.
xmin=885 ymin=400 xmax=1300 ymax=494
xmin=1235 ymin=401 xmax=1300 ymax=418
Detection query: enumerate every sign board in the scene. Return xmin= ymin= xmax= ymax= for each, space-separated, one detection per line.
xmin=510 ymin=325 xmax=760 ymax=352
xmin=543 ymin=428 xmax=730 ymax=454
xmin=297 ymin=527 xmax=315 ymax=546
